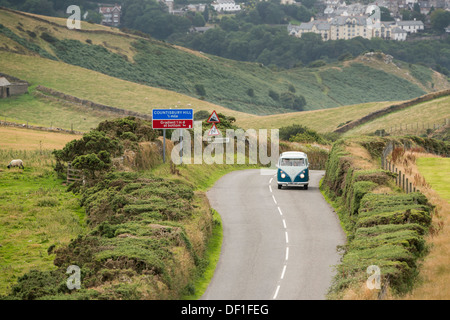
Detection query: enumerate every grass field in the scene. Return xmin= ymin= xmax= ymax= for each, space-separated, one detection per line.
xmin=0 ymin=126 xmax=81 ymax=151
xmin=0 ymin=90 xmax=114 ymax=133
xmin=235 ymin=100 xmax=397 ymax=131
xmin=0 ymin=134 xmax=86 ymax=295
xmin=417 ymin=157 xmax=450 ymax=202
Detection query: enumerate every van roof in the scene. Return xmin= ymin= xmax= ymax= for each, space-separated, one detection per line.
xmin=280 ymin=151 xmax=307 ymax=158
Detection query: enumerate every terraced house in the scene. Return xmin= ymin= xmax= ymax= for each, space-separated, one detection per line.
xmin=288 ymin=16 xmax=414 ymax=41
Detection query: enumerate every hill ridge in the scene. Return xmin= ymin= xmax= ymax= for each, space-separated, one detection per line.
xmin=1 ymin=7 xmax=447 ymax=115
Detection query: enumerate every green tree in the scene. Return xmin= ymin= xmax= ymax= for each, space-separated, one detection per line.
xmin=220 ymin=16 xmax=239 ymax=32
xmin=256 ymin=1 xmax=284 ymax=24
xmin=85 ymin=10 xmax=103 ymax=24
xmin=192 ymin=12 xmax=206 ymax=27
xmin=72 ymin=151 xmax=112 ymax=179
xmin=227 ymin=39 xmax=249 ymax=60
xmin=430 ymin=9 xmax=450 ymax=32
xmin=380 ymin=7 xmax=394 ymax=21
xmin=203 ymin=5 xmax=209 ymax=22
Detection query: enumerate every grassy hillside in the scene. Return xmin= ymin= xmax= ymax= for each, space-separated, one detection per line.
xmin=344 ymin=95 xmax=450 ymax=137
xmin=0 ymin=7 xmax=448 ymax=117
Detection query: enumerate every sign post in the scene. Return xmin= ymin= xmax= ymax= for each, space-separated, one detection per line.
xmin=152 ymin=109 xmax=193 ymax=163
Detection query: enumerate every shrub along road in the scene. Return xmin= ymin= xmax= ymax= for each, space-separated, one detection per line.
xmin=202 ymin=169 xmax=346 ymax=300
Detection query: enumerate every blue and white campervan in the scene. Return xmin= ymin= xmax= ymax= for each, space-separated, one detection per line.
xmin=277 ymin=151 xmax=309 ymax=190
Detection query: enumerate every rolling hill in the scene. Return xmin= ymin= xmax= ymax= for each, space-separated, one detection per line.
xmin=0 ymin=6 xmax=449 ymax=120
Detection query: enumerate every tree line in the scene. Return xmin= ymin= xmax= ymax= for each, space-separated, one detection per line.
xmin=172 ymin=22 xmax=450 ymax=74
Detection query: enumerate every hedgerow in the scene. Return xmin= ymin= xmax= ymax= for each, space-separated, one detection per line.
xmin=322 ymin=136 xmax=434 ymax=297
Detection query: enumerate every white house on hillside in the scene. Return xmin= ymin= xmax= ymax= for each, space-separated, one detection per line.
xmin=211 ymin=0 xmax=241 ymax=12
xmin=98 ymin=4 xmax=121 ymax=27
xmin=396 ymin=19 xmax=425 ymax=33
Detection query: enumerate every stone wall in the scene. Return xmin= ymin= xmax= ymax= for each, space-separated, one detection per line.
xmin=35 ymin=85 xmax=152 ymax=120
xmin=334 ymin=88 xmax=450 ymax=134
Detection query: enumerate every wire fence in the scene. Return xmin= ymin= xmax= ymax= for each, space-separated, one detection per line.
xmin=380 ymin=139 xmax=448 ymax=194
xmin=377 ymin=118 xmax=449 ymax=136
xmin=382 ymin=158 xmax=420 ymax=194
xmin=0 ymin=117 xmax=84 ymax=135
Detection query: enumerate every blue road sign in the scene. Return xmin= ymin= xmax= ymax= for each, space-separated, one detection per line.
xmin=152 ymin=109 xmax=193 ymax=120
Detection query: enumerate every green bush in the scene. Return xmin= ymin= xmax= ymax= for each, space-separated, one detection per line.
xmin=279 ymin=124 xmax=326 ymax=144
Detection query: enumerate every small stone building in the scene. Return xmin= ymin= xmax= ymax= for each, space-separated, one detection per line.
xmin=0 ymin=75 xmax=29 ymax=98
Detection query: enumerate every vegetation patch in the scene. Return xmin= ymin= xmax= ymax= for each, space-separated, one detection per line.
xmin=321 ymin=136 xmax=435 ymax=298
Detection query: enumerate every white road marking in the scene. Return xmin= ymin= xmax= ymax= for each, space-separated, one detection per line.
xmin=281 ymin=265 xmax=287 ymax=279
xmin=273 ymin=285 xmax=281 ymax=299
xmin=270 ymin=179 xmax=289 ymax=300
xmin=277 ymin=207 xmax=283 ymax=216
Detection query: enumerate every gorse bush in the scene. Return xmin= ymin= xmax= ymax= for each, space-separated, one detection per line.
xmin=52 ymin=117 xmax=159 ymax=182
xmin=279 ymin=124 xmax=327 ymax=144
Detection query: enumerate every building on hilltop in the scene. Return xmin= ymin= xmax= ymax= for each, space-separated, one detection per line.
xmin=98 ymin=3 xmax=122 ymax=27
xmin=288 ymin=14 xmax=423 ymax=41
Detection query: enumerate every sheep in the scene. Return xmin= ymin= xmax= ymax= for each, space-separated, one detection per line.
xmin=7 ymin=159 xmax=24 ymax=169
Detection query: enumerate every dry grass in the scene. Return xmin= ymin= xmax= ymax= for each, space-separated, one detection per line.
xmin=0 ymin=9 xmax=137 ymax=61
xmin=235 ymin=101 xmax=396 ymax=131
xmin=0 ymin=126 xmax=81 ymax=151
xmin=345 ymin=142 xmax=379 ymax=170
xmin=342 ymin=283 xmax=395 ymax=300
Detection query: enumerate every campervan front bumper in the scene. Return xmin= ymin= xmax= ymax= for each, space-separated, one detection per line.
xmin=279 ymin=181 xmax=309 ymax=187
xmin=277 ymin=169 xmax=309 ymax=185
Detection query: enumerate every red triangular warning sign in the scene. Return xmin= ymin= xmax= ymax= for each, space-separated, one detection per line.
xmin=207 ymin=110 xmax=220 ymax=123
xmin=208 ymin=123 xmax=220 ymax=136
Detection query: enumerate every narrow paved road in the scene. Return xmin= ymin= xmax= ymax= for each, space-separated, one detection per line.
xmin=201 ymin=169 xmax=346 ymax=300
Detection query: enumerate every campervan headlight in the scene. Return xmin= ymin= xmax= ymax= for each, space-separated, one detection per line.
xmin=300 ymin=173 xmax=305 ymax=179
xmin=281 ymin=173 xmax=286 ymax=179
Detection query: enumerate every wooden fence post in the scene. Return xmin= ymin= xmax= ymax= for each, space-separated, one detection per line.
xmin=406 ymin=178 xmax=409 ymax=194
xmin=402 ymin=172 xmax=405 ymax=192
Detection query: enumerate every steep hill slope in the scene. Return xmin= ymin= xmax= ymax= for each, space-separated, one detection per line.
xmin=0 ymin=7 xmax=448 ymax=116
